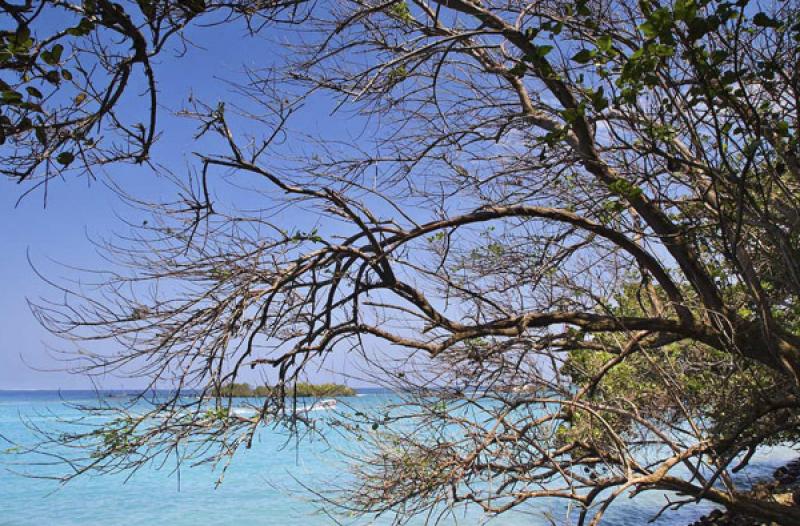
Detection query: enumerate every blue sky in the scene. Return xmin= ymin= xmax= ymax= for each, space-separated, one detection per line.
xmin=0 ymin=13 xmax=364 ymax=389
xmin=2 ymin=4 xmax=515 ymax=390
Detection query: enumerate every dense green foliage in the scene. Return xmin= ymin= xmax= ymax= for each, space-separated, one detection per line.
xmin=214 ymin=382 xmax=356 ymax=398
xmin=560 ymin=283 xmax=794 ymax=451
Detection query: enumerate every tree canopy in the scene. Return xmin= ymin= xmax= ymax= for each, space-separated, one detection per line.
xmin=4 ymin=0 xmax=800 ymax=524
xmin=213 ymin=382 xmax=356 ymax=397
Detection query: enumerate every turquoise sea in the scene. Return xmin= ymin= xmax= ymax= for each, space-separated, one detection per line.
xmin=0 ymin=390 xmax=795 ymax=526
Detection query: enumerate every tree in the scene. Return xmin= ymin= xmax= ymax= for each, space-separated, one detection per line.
xmin=0 ymin=0 xmax=300 ymax=189
xmin=7 ymin=0 xmax=800 ymax=524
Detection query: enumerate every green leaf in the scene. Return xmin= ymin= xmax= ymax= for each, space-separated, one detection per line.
xmin=651 ymin=43 xmax=675 ymax=58
xmin=67 ymin=18 xmax=95 ymax=37
xmin=639 ymin=20 xmax=659 ymax=39
xmin=561 ymin=105 xmax=586 ymax=123
xmin=597 ymin=35 xmax=613 ymax=53
xmin=533 ymin=45 xmax=554 ymax=58
xmin=589 ymin=86 xmax=609 ymax=111
xmin=44 ymin=70 xmax=60 ymax=84
xmin=608 ymin=178 xmax=643 ymax=200
xmin=640 ymin=8 xmax=673 ymax=39
xmin=41 ymin=44 xmax=64 ymax=65
xmin=56 ymin=151 xmax=75 ymax=165
xmin=508 ymin=62 xmax=527 ymax=77
xmin=387 ymin=66 xmax=408 ymax=83
xmin=388 ymin=1 xmax=413 ymax=23
xmin=674 ymin=0 xmax=697 ymax=22
xmin=10 ymin=26 xmax=33 ymax=53
xmin=18 ymin=101 xmax=43 ymax=113
xmin=50 ymin=44 xmax=64 ymax=63
xmin=35 ymin=126 xmax=47 ymax=145
xmin=753 ymin=12 xmax=781 ymax=28
xmin=1 ymin=90 xmax=22 ymax=104
xmin=15 ymin=26 xmax=31 ymax=43
xmin=25 ymin=86 xmax=43 ymax=98
xmin=572 ymin=49 xmax=595 ymax=64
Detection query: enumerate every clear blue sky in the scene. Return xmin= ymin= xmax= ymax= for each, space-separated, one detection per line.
xmin=0 ymin=15 xmax=362 ymax=389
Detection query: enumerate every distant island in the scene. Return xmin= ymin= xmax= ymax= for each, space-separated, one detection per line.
xmin=212 ymin=382 xmax=356 ymax=398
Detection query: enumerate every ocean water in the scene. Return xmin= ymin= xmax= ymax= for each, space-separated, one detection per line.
xmin=0 ymin=390 xmax=795 ymax=526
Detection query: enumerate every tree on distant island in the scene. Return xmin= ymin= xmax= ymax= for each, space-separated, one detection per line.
xmin=5 ymin=0 xmax=800 ymax=524
xmin=213 ymin=382 xmax=355 ymax=398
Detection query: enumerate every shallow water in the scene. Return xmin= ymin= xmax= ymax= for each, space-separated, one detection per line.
xmin=0 ymin=390 xmax=795 ymax=526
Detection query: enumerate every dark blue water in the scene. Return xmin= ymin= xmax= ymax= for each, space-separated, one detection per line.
xmin=0 ymin=391 xmax=793 ymax=525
